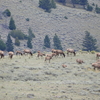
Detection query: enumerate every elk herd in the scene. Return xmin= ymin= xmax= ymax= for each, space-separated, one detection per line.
xmin=0 ymin=49 xmax=100 ymax=71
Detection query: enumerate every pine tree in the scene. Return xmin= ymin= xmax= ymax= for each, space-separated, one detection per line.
xmin=0 ymin=39 xmax=6 ymax=50
xmin=53 ymin=34 xmax=63 ymax=50
xmin=82 ymin=31 xmax=98 ymax=51
xmin=15 ymin=37 xmax=20 ymax=46
xmin=28 ymin=27 xmax=35 ymax=40
xmin=27 ymin=37 xmax=33 ymax=49
xmin=9 ymin=17 xmax=16 ymax=30
xmin=44 ymin=35 xmax=50 ymax=48
xmin=51 ymin=0 xmax=56 ymax=8
xmin=6 ymin=34 xmax=14 ymax=51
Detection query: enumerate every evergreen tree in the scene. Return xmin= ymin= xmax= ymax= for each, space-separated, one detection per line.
xmin=27 ymin=37 xmax=33 ymax=49
xmin=6 ymin=34 xmax=14 ymax=51
xmin=39 ymin=0 xmax=51 ymax=12
xmin=53 ymin=34 xmax=63 ymax=50
xmin=0 ymin=39 xmax=6 ymax=50
xmin=44 ymin=35 xmax=50 ymax=48
xmin=51 ymin=0 xmax=56 ymax=8
xmin=9 ymin=17 xmax=16 ymax=30
xmin=95 ymin=4 xmax=100 ymax=14
xmin=82 ymin=31 xmax=98 ymax=51
xmin=58 ymin=0 xmax=66 ymax=4
xmin=15 ymin=37 xmax=20 ymax=46
xmin=28 ymin=27 xmax=35 ymax=40
xmin=80 ymin=0 xmax=88 ymax=9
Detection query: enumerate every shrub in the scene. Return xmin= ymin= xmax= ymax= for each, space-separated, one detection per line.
xmin=64 ymin=16 xmax=68 ymax=19
xmin=26 ymin=18 xmax=29 ymax=21
xmin=9 ymin=30 xmax=28 ymax=40
xmin=2 ymin=9 xmax=11 ymax=17
xmin=86 ymin=4 xmax=93 ymax=11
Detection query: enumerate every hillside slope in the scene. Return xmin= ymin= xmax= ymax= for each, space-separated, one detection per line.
xmin=0 ymin=0 xmax=100 ymax=52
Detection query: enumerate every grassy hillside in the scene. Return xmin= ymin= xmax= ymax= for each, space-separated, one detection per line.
xmin=0 ymin=0 xmax=100 ymax=52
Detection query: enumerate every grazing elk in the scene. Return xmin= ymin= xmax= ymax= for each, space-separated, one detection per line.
xmin=23 ymin=49 xmax=33 ymax=56
xmin=0 ymin=50 xmax=4 ymax=58
xmin=37 ymin=51 xmax=45 ymax=58
xmin=67 ymin=48 xmax=76 ymax=56
xmin=16 ymin=51 xmax=23 ymax=56
xmin=92 ymin=62 xmax=100 ymax=70
xmin=76 ymin=59 xmax=84 ymax=64
xmin=8 ymin=51 xmax=14 ymax=59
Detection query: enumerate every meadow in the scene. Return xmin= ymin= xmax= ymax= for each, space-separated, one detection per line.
xmin=0 ymin=51 xmax=100 ymax=100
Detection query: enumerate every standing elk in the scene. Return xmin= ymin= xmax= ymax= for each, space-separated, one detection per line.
xmin=96 ymin=53 xmax=100 ymax=59
xmin=51 ymin=49 xmax=65 ymax=57
xmin=67 ymin=48 xmax=76 ymax=56
xmin=23 ymin=49 xmax=33 ymax=56
xmin=8 ymin=51 xmax=14 ymax=59
xmin=37 ymin=51 xmax=45 ymax=58
xmin=45 ymin=56 xmax=52 ymax=63
xmin=0 ymin=50 xmax=4 ymax=58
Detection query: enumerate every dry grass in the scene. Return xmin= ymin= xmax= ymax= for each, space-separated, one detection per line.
xmin=0 ymin=52 xmax=100 ymax=100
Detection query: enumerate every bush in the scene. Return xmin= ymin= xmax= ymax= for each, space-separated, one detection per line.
xmin=91 ymin=51 xmax=96 ymax=54
xmin=3 ymin=9 xmax=11 ymax=17
xmin=9 ymin=30 xmax=28 ymax=40
xmin=86 ymin=4 xmax=93 ymax=11
xmin=64 ymin=16 xmax=68 ymax=19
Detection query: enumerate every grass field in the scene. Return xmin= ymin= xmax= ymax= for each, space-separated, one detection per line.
xmin=0 ymin=52 xmax=100 ymax=100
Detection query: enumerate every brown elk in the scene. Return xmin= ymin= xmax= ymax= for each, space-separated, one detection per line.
xmin=62 ymin=64 xmax=67 ymax=68
xmin=23 ymin=49 xmax=33 ymax=56
xmin=92 ymin=62 xmax=100 ymax=70
xmin=0 ymin=50 xmax=4 ymax=58
xmin=45 ymin=56 xmax=52 ymax=63
xmin=37 ymin=51 xmax=45 ymax=58
xmin=67 ymin=48 xmax=76 ymax=56
xmin=76 ymin=59 xmax=84 ymax=64
xmin=96 ymin=53 xmax=100 ymax=59
xmin=51 ymin=49 xmax=65 ymax=57
xmin=8 ymin=51 xmax=14 ymax=59
xmin=16 ymin=51 xmax=23 ymax=56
